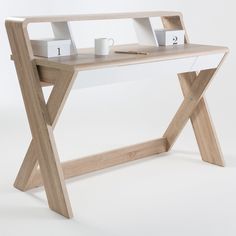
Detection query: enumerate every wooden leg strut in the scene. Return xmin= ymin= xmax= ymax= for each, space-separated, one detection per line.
xmin=6 ymin=20 xmax=77 ymax=218
xmin=162 ymin=15 xmax=225 ymax=166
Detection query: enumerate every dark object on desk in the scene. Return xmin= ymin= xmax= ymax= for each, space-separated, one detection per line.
xmin=115 ymin=50 xmax=149 ymax=55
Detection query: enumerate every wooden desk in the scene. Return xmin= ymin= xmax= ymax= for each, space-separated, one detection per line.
xmin=6 ymin=11 xmax=228 ymax=218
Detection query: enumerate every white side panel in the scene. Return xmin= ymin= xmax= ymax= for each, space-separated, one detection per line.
xmin=191 ymin=53 xmax=224 ymax=71
xmin=51 ymin=22 xmax=77 ymax=55
xmin=73 ymin=53 xmax=224 ymax=89
xmin=74 ymin=56 xmax=196 ymax=89
xmin=133 ymin=18 xmax=158 ymax=46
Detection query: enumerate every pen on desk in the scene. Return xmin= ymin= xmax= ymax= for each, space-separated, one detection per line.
xmin=115 ymin=51 xmax=149 ymax=55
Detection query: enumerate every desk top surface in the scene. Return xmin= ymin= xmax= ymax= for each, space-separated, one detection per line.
xmin=34 ymin=44 xmax=228 ymax=71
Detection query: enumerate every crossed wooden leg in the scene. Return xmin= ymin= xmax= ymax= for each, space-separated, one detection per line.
xmin=7 ymin=16 xmax=226 ymax=220
xmin=161 ymin=15 xmax=225 ymax=166
xmin=163 ymin=69 xmax=225 ymax=166
xmin=15 ymin=67 xmax=223 ymax=193
xmin=14 ymin=69 xmax=78 ymax=191
xmin=178 ymin=72 xmax=224 ymax=166
xmin=14 ymin=69 xmax=78 ymax=218
xmin=6 ymin=20 xmax=78 ymax=218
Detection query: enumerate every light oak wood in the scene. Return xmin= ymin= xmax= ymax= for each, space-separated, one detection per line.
xmin=163 ymin=68 xmax=217 ymax=148
xmin=14 ymin=69 xmax=78 ymax=191
xmin=34 ymin=44 xmax=228 ymax=72
xmin=25 ymin=138 xmax=167 ymax=189
xmin=6 ymin=20 xmax=74 ymax=218
xmin=179 ymin=73 xmax=225 ymax=166
xmin=6 ymin=11 xmax=228 ymax=218
xmin=37 ymin=66 xmax=61 ymax=85
xmin=162 ymin=15 xmax=226 ymax=166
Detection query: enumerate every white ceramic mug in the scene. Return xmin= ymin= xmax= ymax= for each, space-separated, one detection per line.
xmin=95 ymin=38 xmax=114 ymax=56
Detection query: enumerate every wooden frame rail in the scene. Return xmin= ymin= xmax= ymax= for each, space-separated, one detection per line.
xmin=26 ymin=138 xmax=167 ymax=189
xmin=6 ymin=11 xmax=228 ymax=218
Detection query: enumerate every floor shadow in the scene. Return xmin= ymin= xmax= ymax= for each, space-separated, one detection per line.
xmin=165 ymin=149 xmax=207 ymax=166
xmin=171 ymin=149 xmax=201 ymax=156
xmin=221 ymin=154 xmax=236 ymax=168
xmin=21 ymin=152 xmax=170 ymax=205
xmin=172 ymin=149 xmax=236 ymax=168
xmin=18 ymin=150 xmax=236 ymax=218
xmin=21 ymin=149 xmax=213 ymax=197
xmin=0 ymin=205 xmax=105 ymax=235
xmin=0 ymin=206 xmax=65 ymax=220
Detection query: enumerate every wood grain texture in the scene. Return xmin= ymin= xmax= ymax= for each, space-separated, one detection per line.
xmin=27 ymin=138 xmax=167 ymax=189
xmin=179 ymin=73 xmax=225 ymax=166
xmin=37 ymin=66 xmax=61 ymax=85
xmin=162 ymin=15 xmax=226 ymax=166
xmin=6 ymin=20 xmax=73 ymax=218
xmin=34 ymin=44 xmax=228 ymax=72
xmin=163 ymin=69 xmax=217 ymax=149
xmin=7 ymin=12 xmax=228 ymax=219
xmin=14 ymin=69 xmax=78 ymax=191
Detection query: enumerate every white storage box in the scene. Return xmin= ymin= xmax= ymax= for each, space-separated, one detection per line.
xmin=31 ymin=39 xmax=72 ymax=58
xmin=155 ymin=29 xmax=185 ymax=46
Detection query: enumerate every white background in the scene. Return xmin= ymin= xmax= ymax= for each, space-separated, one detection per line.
xmin=1 ymin=0 xmax=236 ymax=235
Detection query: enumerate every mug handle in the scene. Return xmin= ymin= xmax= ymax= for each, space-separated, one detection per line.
xmin=108 ymin=38 xmax=115 ymax=47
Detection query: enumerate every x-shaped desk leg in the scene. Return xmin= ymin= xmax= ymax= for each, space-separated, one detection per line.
xmin=163 ymin=68 xmax=225 ymax=166
xmin=6 ymin=16 xmax=79 ymax=219
xmin=14 ymin=70 xmax=78 ymax=191
xmin=162 ymin=15 xmax=225 ymax=166
xmin=13 ymin=69 xmax=78 ymax=218
xmin=7 ymin=16 xmax=226 ymax=220
xmin=178 ymin=72 xmax=224 ymax=166
xmin=6 ymin=20 xmax=78 ymax=218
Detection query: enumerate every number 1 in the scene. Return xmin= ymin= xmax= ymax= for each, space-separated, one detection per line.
xmin=57 ymin=48 xmax=61 ymax=56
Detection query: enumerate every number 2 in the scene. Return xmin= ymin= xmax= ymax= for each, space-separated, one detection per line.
xmin=173 ymin=36 xmax=178 ymax=45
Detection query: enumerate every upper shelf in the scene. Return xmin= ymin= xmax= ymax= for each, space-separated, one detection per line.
xmin=34 ymin=44 xmax=229 ymax=72
xmin=7 ymin=11 xmax=182 ymax=24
